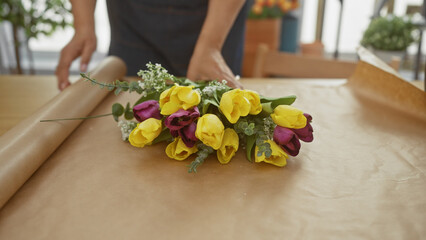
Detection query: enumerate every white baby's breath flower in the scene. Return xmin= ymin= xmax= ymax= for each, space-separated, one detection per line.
xmin=195 ymin=88 xmax=202 ymax=95
xmin=137 ymin=62 xmax=173 ymax=93
xmin=118 ymin=120 xmax=138 ymax=141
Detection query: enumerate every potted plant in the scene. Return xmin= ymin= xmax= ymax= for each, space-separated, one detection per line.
xmin=0 ymin=0 xmax=71 ymax=74
xmin=361 ymin=15 xmax=417 ymax=64
xmin=243 ymin=0 xmax=299 ymax=77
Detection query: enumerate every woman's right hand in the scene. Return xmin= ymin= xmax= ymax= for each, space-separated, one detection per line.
xmin=55 ymin=32 xmax=97 ymax=90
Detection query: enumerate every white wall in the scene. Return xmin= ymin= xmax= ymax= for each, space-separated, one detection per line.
xmin=27 ymin=0 xmax=426 ymax=56
xmin=29 ymin=0 xmax=110 ymax=53
xmin=300 ymin=0 xmax=423 ymax=54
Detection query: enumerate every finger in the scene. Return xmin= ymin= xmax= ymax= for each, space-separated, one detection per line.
xmin=56 ymin=48 xmax=78 ymax=90
xmin=80 ymin=42 xmax=95 ymax=72
xmin=227 ymin=78 xmax=244 ymax=89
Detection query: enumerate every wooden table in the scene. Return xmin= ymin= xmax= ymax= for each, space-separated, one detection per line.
xmin=0 ymin=75 xmax=424 ymax=136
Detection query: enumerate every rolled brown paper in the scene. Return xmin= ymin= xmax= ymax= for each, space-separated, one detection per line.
xmin=349 ymin=47 xmax=426 ymax=121
xmin=0 ymin=56 xmax=126 ymax=208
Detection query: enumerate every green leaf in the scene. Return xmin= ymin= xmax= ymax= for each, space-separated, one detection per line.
xmin=113 ymin=115 xmax=119 ymax=122
xmin=202 ymin=99 xmax=219 ymax=115
xmin=124 ymin=103 xmax=133 ymax=120
xmin=112 ymin=103 xmax=124 ymax=117
xmin=246 ymin=134 xmax=256 ymax=162
xmin=114 ymin=87 xmax=121 ymax=95
xmin=260 ymin=95 xmax=297 ymax=109
xmin=134 ymin=91 xmax=159 ymax=106
xmin=152 ymin=129 xmax=173 ymax=144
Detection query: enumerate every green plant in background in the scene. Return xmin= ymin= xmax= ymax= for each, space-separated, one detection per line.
xmin=0 ymin=0 xmax=71 ymax=74
xmin=361 ymin=15 xmax=417 ymax=51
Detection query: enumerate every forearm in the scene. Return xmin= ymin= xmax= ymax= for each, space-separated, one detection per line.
xmin=70 ymin=0 xmax=97 ymax=35
xmin=196 ymin=0 xmax=246 ymax=50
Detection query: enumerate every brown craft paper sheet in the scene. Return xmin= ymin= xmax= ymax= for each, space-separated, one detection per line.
xmin=0 ymin=57 xmax=126 ymax=208
xmin=0 ymin=53 xmax=425 ymax=239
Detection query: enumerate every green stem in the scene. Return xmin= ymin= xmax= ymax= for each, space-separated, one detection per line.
xmin=40 ymin=113 xmax=113 ymax=122
xmin=80 ymin=73 xmax=116 ymax=89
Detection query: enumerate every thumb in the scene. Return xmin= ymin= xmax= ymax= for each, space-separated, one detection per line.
xmin=80 ymin=42 xmax=95 ymax=72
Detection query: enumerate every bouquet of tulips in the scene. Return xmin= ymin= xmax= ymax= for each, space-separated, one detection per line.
xmin=82 ymin=63 xmax=313 ymax=173
xmin=249 ymin=0 xmax=299 ymax=19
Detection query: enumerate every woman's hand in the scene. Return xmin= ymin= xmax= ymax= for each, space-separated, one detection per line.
xmin=55 ymin=0 xmax=97 ymax=90
xmin=187 ymin=46 xmax=243 ymax=89
xmin=55 ymin=32 xmax=97 ymax=90
xmin=187 ymin=0 xmax=245 ymax=89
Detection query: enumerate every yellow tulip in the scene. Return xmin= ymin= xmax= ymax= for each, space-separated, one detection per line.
xmin=243 ymin=90 xmax=262 ymax=115
xmin=195 ymin=114 xmax=224 ymax=150
xmin=159 ymin=85 xmax=201 ymax=115
xmin=219 ymin=89 xmax=251 ymax=124
xmin=165 ymin=137 xmax=198 ymax=161
xmin=128 ymin=118 xmax=162 ymax=148
xmin=255 ymin=140 xmax=288 ymax=167
xmin=271 ymin=105 xmax=307 ymax=129
xmin=217 ymin=128 xmax=239 ymax=164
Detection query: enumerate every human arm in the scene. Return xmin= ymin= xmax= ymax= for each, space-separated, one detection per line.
xmin=187 ymin=0 xmax=246 ymax=89
xmin=55 ymin=0 xmax=97 ymax=90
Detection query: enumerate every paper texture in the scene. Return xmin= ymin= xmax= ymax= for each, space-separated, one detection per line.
xmin=0 ymin=53 xmax=425 ymax=239
xmin=0 ymin=57 xmax=126 ymax=208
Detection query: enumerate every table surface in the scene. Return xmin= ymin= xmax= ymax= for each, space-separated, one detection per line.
xmin=0 ymin=75 xmax=424 ymax=136
xmin=0 ymin=73 xmax=425 ymax=239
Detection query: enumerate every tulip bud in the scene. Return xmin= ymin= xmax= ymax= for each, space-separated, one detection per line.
xmin=128 ymin=118 xmax=162 ymax=148
xmin=271 ymin=105 xmax=307 ymax=129
xmin=179 ymin=122 xmax=198 ymax=148
xmin=166 ymin=137 xmax=198 ymax=161
xmin=255 ymin=140 xmax=288 ymax=167
xmin=292 ymin=113 xmax=313 ymax=142
xmin=219 ymin=89 xmax=251 ymax=124
xmin=133 ymin=100 xmax=162 ymax=122
xmin=273 ymin=126 xmax=301 ymax=156
xmin=195 ymin=114 xmax=225 ymax=150
xmin=217 ymin=128 xmax=239 ymax=164
xmin=243 ymin=90 xmax=262 ymax=115
xmin=159 ymin=85 xmax=201 ymax=115
xmin=164 ymin=107 xmax=200 ymax=131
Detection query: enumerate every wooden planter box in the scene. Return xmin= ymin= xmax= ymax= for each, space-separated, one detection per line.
xmin=242 ymin=18 xmax=282 ymax=77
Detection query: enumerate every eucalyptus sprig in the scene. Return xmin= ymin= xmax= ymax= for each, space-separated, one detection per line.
xmin=233 ymin=116 xmax=276 ymax=161
xmin=80 ymin=73 xmax=142 ymax=96
xmin=111 ymin=102 xmax=134 ymax=122
xmin=188 ymin=144 xmax=214 ymax=173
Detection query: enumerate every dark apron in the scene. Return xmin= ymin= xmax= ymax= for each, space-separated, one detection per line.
xmin=106 ymin=0 xmax=248 ymax=76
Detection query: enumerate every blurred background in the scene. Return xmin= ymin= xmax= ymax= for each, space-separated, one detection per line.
xmin=0 ymin=0 xmax=424 ymax=82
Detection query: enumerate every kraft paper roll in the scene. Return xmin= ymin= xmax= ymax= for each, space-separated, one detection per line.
xmin=0 ymin=56 xmax=126 ymax=209
xmin=349 ymin=47 xmax=426 ymax=121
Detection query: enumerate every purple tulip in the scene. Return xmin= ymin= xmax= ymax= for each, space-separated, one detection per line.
xmin=170 ymin=122 xmax=198 ymax=148
xmin=292 ymin=113 xmax=313 ymax=142
xmin=181 ymin=122 xmax=198 ymax=148
xmin=273 ymin=126 xmax=301 ymax=156
xmin=164 ymin=107 xmax=200 ymax=131
xmin=133 ymin=100 xmax=162 ymax=122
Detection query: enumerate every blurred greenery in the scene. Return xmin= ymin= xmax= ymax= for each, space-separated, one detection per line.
xmin=0 ymin=0 xmax=71 ymax=39
xmin=361 ymin=15 xmax=417 ymax=51
xmin=0 ymin=0 xmax=71 ymax=73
